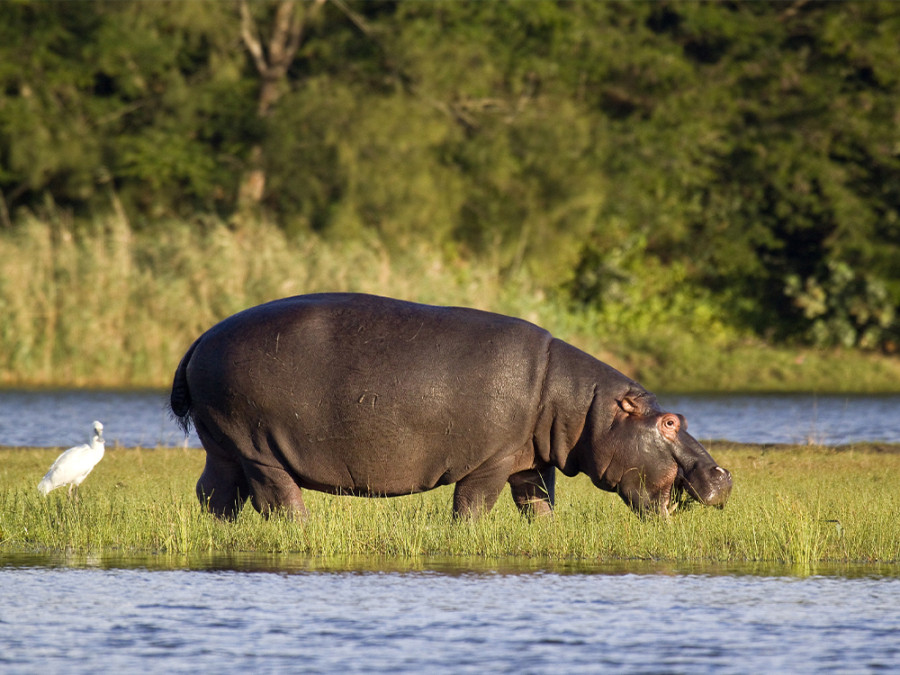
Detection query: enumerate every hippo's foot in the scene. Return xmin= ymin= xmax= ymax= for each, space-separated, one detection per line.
xmin=238 ymin=459 xmax=308 ymax=520
xmin=515 ymin=498 xmax=554 ymax=519
xmin=508 ymin=467 xmax=556 ymax=519
xmin=247 ymin=480 xmax=308 ymax=520
xmin=197 ymin=461 xmax=249 ymax=520
xmin=262 ymin=501 xmax=309 ymax=522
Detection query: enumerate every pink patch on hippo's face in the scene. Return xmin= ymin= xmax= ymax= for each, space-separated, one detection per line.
xmin=654 ymin=462 xmax=679 ymax=516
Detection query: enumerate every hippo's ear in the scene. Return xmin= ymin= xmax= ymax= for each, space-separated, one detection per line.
xmin=619 ymin=392 xmax=658 ymax=417
xmin=619 ymin=397 xmax=641 ymax=415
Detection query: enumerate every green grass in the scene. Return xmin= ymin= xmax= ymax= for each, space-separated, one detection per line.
xmin=2 ymin=443 xmax=898 ymax=573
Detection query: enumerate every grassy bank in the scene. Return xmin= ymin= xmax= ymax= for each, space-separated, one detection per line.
xmin=1 ymin=213 xmax=898 ymax=392
xmin=1 ymin=443 xmax=897 ymax=571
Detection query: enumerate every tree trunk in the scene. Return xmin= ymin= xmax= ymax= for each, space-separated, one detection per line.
xmin=237 ymin=0 xmax=326 ymax=210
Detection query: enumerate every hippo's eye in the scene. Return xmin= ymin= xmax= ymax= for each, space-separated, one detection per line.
xmin=659 ymin=416 xmax=680 ymax=435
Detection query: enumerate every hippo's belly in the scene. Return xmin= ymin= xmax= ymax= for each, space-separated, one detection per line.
xmin=186 ymin=294 xmax=551 ymax=494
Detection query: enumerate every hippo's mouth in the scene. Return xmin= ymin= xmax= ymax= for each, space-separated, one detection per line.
xmin=672 ymin=465 xmax=732 ymax=511
xmin=660 ymin=472 xmax=693 ymax=517
xmin=663 ymin=493 xmax=677 ymax=517
xmin=665 ymin=484 xmax=691 ymax=516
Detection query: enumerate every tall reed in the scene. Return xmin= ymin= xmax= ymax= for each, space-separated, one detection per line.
xmin=0 ymin=212 xmax=554 ymax=387
xmin=3 ymin=212 xmax=900 ymax=391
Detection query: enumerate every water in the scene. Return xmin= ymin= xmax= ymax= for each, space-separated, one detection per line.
xmin=2 ymin=388 xmax=899 ymax=672
xmin=657 ymin=393 xmax=900 ymax=445
xmin=0 ymin=389 xmax=200 ymax=448
xmin=0 ymin=390 xmax=898 ymax=448
xmin=1 ymin=556 xmax=898 ymax=674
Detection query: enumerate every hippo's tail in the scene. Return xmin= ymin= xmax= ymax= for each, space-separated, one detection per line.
xmin=170 ymin=336 xmax=202 ymax=435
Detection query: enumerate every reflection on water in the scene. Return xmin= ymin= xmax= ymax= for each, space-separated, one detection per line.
xmin=1 ymin=554 xmax=899 ymax=674
xmin=0 ymin=390 xmax=899 ymax=448
xmin=4 ymin=551 xmax=900 ymax=579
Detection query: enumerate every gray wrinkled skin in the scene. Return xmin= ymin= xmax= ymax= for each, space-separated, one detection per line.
xmin=170 ymin=293 xmax=732 ymax=519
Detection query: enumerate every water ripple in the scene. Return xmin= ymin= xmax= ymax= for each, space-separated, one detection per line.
xmin=1 ymin=566 xmax=898 ymax=673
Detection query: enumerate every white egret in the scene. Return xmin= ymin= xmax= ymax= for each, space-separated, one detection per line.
xmin=38 ymin=421 xmax=105 ymax=497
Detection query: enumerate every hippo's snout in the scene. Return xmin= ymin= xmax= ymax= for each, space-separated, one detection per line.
xmin=701 ymin=465 xmax=732 ymax=508
xmin=679 ymin=464 xmax=732 ymax=509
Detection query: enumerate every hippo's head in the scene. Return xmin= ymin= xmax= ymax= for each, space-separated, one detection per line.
xmin=584 ymin=393 xmax=732 ymax=517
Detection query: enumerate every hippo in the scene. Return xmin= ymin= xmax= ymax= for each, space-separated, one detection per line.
xmin=170 ymin=293 xmax=731 ymax=519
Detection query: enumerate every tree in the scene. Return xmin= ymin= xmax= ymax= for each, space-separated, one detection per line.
xmin=0 ymin=1 xmax=252 ymax=219
xmin=237 ymin=0 xmax=326 ymax=209
xmin=0 ymin=0 xmax=897 ymax=347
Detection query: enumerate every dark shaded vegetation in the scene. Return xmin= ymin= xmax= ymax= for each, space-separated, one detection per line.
xmin=1 ymin=0 xmax=899 ymax=355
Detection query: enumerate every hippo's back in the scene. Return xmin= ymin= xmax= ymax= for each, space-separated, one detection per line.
xmin=184 ymin=293 xmax=553 ymax=494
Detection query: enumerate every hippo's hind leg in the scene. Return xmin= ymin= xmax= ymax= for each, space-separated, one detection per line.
xmin=194 ymin=420 xmax=250 ymax=519
xmin=241 ymin=459 xmax=308 ymax=520
xmin=508 ymin=465 xmax=556 ymax=517
xmin=197 ymin=452 xmax=249 ymax=520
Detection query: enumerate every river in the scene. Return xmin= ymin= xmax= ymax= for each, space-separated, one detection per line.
xmin=1 ymin=555 xmax=899 ymax=674
xmin=0 ymin=389 xmax=897 ymax=448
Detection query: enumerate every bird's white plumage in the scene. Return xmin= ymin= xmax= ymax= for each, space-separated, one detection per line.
xmin=38 ymin=421 xmax=105 ymax=496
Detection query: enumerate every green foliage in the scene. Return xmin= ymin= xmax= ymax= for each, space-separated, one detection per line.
xmin=0 ymin=1 xmax=248 ymax=216
xmin=785 ymin=261 xmax=897 ymax=348
xmin=0 ymin=1 xmax=898 ymax=349
xmin=264 ymin=79 xmax=466 ymax=244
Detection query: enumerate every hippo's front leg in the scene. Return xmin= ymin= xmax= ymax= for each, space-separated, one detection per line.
xmin=452 ymin=455 xmax=518 ymax=518
xmin=508 ymin=465 xmax=556 ymax=517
